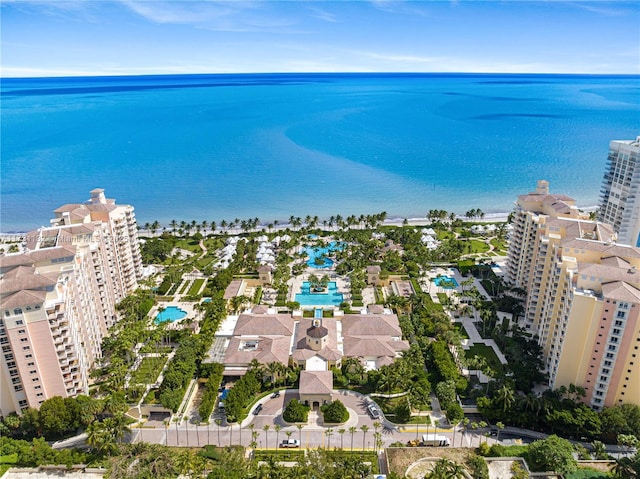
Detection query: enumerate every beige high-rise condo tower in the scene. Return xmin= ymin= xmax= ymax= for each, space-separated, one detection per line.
xmin=0 ymin=190 xmax=142 ymax=415
xmin=506 ymin=181 xmax=640 ymax=409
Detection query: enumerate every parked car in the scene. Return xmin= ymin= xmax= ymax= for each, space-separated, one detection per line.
xmin=271 ymin=390 xmax=281 ymax=398
xmin=367 ymin=403 xmax=381 ymax=419
xmin=280 ymin=439 xmax=300 ymax=448
xmin=253 ymin=404 xmax=263 ymax=415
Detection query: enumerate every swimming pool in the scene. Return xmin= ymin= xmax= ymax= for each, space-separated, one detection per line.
xmin=304 ymin=241 xmax=345 ymax=268
xmin=155 ymin=306 xmax=188 ymax=323
xmin=433 ymin=275 xmax=459 ymax=289
xmin=295 ymin=281 xmax=344 ymax=306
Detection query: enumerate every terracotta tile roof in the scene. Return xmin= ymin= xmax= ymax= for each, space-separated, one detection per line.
xmin=299 ymin=370 xmax=333 ymax=395
xmin=223 ymin=335 xmax=291 ymax=366
xmin=0 ymin=245 xmax=77 ymax=269
xmin=601 ymin=281 xmax=640 ymax=302
xmin=578 ymin=262 xmax=640 ymax=285
xmin=251 ymin=305 xmax=269 ymax=314
xmin=343 ymin=337 xmax=396 ymax=358
xmin=2 ymin=290 xmax=48 ymax=308
xmin=563 ymin=239 xmax=640 ymax=259
xmin=367 ymin=266 xmax=381 ymax=274
xmin=601 ymin=256 xmax=632 ymax=268
xmin=233 ymin=313 xmax=295 ymax=336
xmin=341 ymin=313 xmax=402 ymax=336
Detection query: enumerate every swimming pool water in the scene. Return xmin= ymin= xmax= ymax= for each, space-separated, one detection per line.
xmin=295 ymin=281 xmax=344 ymax=306
xmin=304 ymin=241 xmax=345 ymax=268
xmin=155 ymin=306 xmax=188 ymax=322
xmin=433 ymin=276 xmax=459 ymax=289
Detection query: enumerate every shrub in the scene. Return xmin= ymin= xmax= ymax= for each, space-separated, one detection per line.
xmin=394 ymin=397 xmax=412 ymax=423
xmin=282 ymin=399 xmax=310 ymax=423
xmin=320 ymin=400 xmax=349 ymax=424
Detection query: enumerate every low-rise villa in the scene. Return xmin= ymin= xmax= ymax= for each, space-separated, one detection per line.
xmin=222 ymin=305 xmax=409 ymax=406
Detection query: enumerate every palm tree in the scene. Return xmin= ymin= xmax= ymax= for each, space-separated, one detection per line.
xmin=262 ymin=424 xmax=270 ymax=450
xmin=274 ymin=424 xmax=282 ymax=449
xmin=338 ymin=428 xmax=346 ymax=450
xmin=495 ymin=384 xmax=515 ymax=413
xmin=297 ymin=424 xmax=303 ymax=446
xmin=360 ymin=424 xmax=369 ymax=450
xmin=326 ymin=428 xmax=334 ymax=449
xmin=349 ymin=426 xmax=356 ymax=451
xmin=215 ymin=419 xmax=222 ymax=446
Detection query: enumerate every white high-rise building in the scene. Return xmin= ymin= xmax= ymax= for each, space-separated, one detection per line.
xmin=599 ymin=137 xmax=640 ymax=247
xmin=0 ymin=190 xmax=142 ymax=415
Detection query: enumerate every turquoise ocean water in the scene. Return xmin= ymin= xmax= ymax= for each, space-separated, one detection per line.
xmin=1 ymin=73 xmax=639 ymax=232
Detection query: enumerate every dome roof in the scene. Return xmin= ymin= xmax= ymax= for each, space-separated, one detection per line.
xmin=307 ymin=325 xmax=329 ymax=339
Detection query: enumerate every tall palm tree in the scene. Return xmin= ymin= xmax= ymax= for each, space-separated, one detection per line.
xmin=338 ymin=428 xmax=346 ymax=449
xmin=262 ymin=424 xmax=270 ymax=450
xmin=326 ymin=428 xmax=334 ymax=449
xmin=274 ymin=424 xmax=282 ymax=449
xmin=360 ymin=424 xmax=369 ymax=450
xmin=297 ymin=424 xmax=303 ymax=446
xmin=349 ymin=426 xmax=356 ymax=451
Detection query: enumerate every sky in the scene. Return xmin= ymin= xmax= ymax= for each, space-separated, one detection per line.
xmin=1 ymin=0 xmax=639 ymax=77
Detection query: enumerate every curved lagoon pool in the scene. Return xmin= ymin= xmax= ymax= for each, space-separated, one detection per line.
xmin=156 ymin=306 xmax=188 ymax=323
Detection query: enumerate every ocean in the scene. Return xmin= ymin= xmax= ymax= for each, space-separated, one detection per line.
xmin=1 ymin=73 xmax=639 ymax=233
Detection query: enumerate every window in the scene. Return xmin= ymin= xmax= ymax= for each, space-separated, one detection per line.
xmin=15 ymin=320 xmax=24 ymax=325
xmin=31 ymin=378 xmax=39 ymax=382
xmin=29 ymin=370 xmax=36 ymax=374
xmin=13 ymin=309 xmax=22 ymax=315
xmin=20 ymin=338 xmax=28 ymax=343
xmin=604 ymin=361 xmax=612 ymax=367
xmin=27 ymin=362 xmax=34 ymax=367
xmin=14 ymin=385 xmax=23 ymax=392
xmin=17 ymin=329 xmax=25 ymax=334
xmin=18 ymin=400 xmax=28 ymax=408
xmin=4 ymin=353 xmax=13 ymax=360
xmin=22 ymin=346 xmax=30 ymax=351
xmin=11 ymin=377 xmax=21 ymax=384
xmin=9 ymin=369 xmax=18 ymax=377
xmin=609 ymin=345 xmax=617 ymax=351
xmin=25 ymin=354 xmax=32 ymax=358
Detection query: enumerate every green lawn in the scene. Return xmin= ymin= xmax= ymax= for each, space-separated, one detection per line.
xmin=565 ymin=468 xmax=613 ymax=479
xmin=465 ymin=343 xmax=504 ymax=374
xmin=453 ymin=322 xmax=469 ymax=339
xmin=131 ymin=356 xmax=167 ymax=384
xmin=1 ymin=454 xmax=18 ymax=475
xmin=188 ymin=278 xmax=205 ymax=295
xmin=467 ymin=239 xmax=490 ymax=253
xmin=178 ymin=280 xmax=192 ymax=294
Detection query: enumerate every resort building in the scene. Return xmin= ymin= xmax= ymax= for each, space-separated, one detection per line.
xmin=506 ymin=181 xmax=640 ymax=409
xmin=598 ymin=137 xmax=640 ymax=247
xmin=0 ymin=190 xmax=142 ymax=415
xmin=222 ymin=305 xmax=409 ymax=407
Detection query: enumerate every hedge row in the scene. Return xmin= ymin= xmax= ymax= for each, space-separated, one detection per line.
xmin=198 ymin=363 xmax=224 ymax=421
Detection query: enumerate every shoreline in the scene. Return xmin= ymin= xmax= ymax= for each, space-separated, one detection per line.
xmin=0 ymin=205 xmax=601 ymax=238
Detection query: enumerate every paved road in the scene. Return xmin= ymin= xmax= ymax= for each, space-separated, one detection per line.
xmin=129 ymin=389 xmax=506 ymax=450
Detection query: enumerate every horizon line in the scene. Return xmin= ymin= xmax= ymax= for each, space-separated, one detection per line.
xmin=3 ymin=71 xmax=639 ymax=81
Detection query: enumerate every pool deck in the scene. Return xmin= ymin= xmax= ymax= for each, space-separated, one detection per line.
xmin=149 ymin=301 xmax=199 ymax=329
xmin=288 ymin=271 xmax=350 ymax=306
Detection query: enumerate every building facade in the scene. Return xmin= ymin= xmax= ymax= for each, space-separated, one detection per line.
xmin=0 ymin=190 xmax=142 ymax=415
xmin=598 ymin=137 xmax=640 ymax=247
xmin=506 ymin=181 xmax=640 ymax=409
